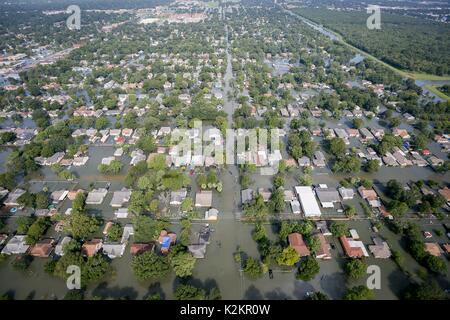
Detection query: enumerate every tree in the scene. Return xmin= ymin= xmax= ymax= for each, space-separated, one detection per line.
xmin=15 ymin=216 xmax=34 ymax=234
xmin=252 ymin=222 xmax=268 ymax=242
xmin=64 ymin=212 xmax=99 ymax=239
xmin=344 ymin=259 xmax=368 ymax=279
xmin=133 ymin=216 xmax=168 ymax=243
xmin=136 ymin=136 xmax=156 ymax=155
xmin=404 ymin=281 xmax=448 ymax=300
xmin=364 ymin=159 xmax=380 ymax=173
xmin=344 ymin=205 xmax=357 ymax=218
xmin=352 ymin=118 xmax=364 ymax=129
xmin=71 ymin=192 xmax=86 ymax=214
xmin=305 ymin=292 xmax=329 ymax=300
xmin=243 ymin=194 xmax=269 ymax=221
xmin=296 ymin=256 xmax=320 ymax=281
xmin=35 ymin=192 xmax=50 ymax=209
xmin=330 ymin=222 xmax=347 ymax=237
xmin=83 ymin=254 xmax=110 ymax=284
xmin=170 ymin=251 xmax=196 ymax=278
xmin=243 ymin=257 xmax=264 ymax=279
xmin=17 ymin=192 xmax=36 ymax=208
xmin=269 ymin=187 xmax=285 ymax=212
xmin=26 ymin=217 xmax=50 ymax=245
xmin=329 ymin=137 xmax=346 ymax=157
xmin=107 ymin=223 xmax=123 ymax=242
xmin=388 ymin=200 xmax=409 ymax=217
xmin=425 ymin=255 xmax=447 ymax=274
xmin=95 ymin=116 xmax=109 ymax=130
xmin=180 ymin=197 xmax=194 ymax=213
xmin=276 ymin=246 xmax=300 ymax=267
xmin=132 ymin=251 xmax=170 ymax=281
xmin=343 ymin=286 xmax=374 ymax=300
xmin=174 ymin=284 xmax=206 ymax=300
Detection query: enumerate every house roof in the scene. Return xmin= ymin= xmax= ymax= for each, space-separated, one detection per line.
xmin=86 ymin=188 xmax=108 ymax=204
xmin=195 ymin=190 xmax=212 ymax=207
xmin=315 ymin=188 xmax=340 ymax=204
xmin=110 ymin=188 xmax=131 ymax=207
xmin=314 ymin=233 xmax=331 ymax=259
xmin=340 ymin=236 xmax=365 ymax=258
xmin=55 ymin=236 xmax=72 ymax=256
xmin=368 ymin=237 xmax=391 ymax=258
xmin=425 ymin=242 xmax=442 ymax=256
xmin=102 ymin=243 xmax=126 ymax=258
xmin=30 ymin=239 xmax=54 ymax=257
xmin=130 ymin=243 xmax=154 ymax=255
xmin=241 ymin=189 xmax=254 ymax=204
xmin=438 ymin=187 xmax=450 ymax=202
xmin=288 ymin=233 xmax=310 ymax=257
xmin=81 ymin=239 xmax=103 ymax=257
xmin=1 ymin=235 xmax=29 ymax=255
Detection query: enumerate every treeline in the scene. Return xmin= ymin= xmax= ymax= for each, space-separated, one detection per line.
xmin=295 ymin=8 xmax=450 ymax=75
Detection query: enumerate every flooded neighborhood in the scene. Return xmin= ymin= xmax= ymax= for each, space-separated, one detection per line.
xmin=0 ymin=0 xmax=449 ymax=303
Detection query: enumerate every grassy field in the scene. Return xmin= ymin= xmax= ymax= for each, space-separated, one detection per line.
xmin=424 ymin=85 xmax=450 ymax=101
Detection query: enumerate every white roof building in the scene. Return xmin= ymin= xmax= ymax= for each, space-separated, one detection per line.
xmin=1 ymin=235 xmax=30 ymax=255
xmin=295 ymin=186 xmax=322 ymax=217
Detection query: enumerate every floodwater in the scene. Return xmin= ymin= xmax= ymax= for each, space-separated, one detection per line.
xmin=1 ymin=22 xmax=450 ymax=301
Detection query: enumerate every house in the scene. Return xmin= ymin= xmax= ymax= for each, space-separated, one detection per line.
xmin=114 ymin=208 xmax=129 ymax=219
xmin=101 ymin=156 xmax=115 ymax=165
xmin=358 ymin=186 xmax=381 ymax=208
xmin=3 ymin=188 xmax=26 ymax=206
xmin=295 ymin=186 xmax=322 ymax=217
xmin=290 ymin=200 xmax=301 ymax=214
xmin=284 ymin=190 xmax=295 ymax=202
xmin=30 ymin=239 xmax=54 ymax=257
xmin=241 ymin=189 xmax=254 ymax=205
xmin=428 ymin=156 xmax=444 ymax=167
xmin=195 ymin=190 xmax=213 ymax=207
xmin=114 ymin=148 xmax=124 ymax=157
xmin=158 ymin=230 xmax=177 ymax=253
xmin=73 ymin=156 xmax=89 ymax=166
xmin=368 ymin=237 xmax=391 ymax=258
xmin=110 ymin=188 xmax=131 ymax=207
xmin=316 ymin=221 xmax=332 ymax=236
xmin=314 ymin=233 xmax=331 ymax=259
xmin=81 ymin=239 xmax=103 ymax=257
xmin=102 ymin=243 xmax=126 ymax=259
xmin=288 ymin=233 xmax=310 ymax=257
xmin=424 ymin=242 xmax=442 ymax=257
xmin=359 ymin=128 xmax=375 ymax=142
xmin=297 ymin=156 xmax=311 ymax=167
xmin=340 ymin=236 xmax=369 ymax=258
xmin=121 ymin=224 xmax=134 ymax=243
xmin=50 ymin=190 xmax=68 ymax=204
xmin=86 ymin=188 xmax=108 ymax=204
xmin=55 ymin=236 xmax=72 ymax=256
xmin=130 ymin=243 xmax=154 ymax=255
xmin=438 ymin=187 xmax=450 ymax=205
xmin=170 ymin=189 xmax=187 ymax=205
xmin=393 ymin=128 xmax=410 ymax=140
xmin=258 ymin=188 xmax=272 ymax=202
xmin=45 ymin=152 xmax=65 ymax=165
xmin=205 ymin=208 xmax=218 ymax=221
xmin=313 ymin=151 xmax=326 ymax=168
xmin=338 ymin=187 xmax=355 ymax=200
xmin=1 ymin=235 xmax=30 ymax=255
xmin=67 ymin=190 xmax=84 ymax=201
xmin=315 ymin=188 xmax=340 ymax=208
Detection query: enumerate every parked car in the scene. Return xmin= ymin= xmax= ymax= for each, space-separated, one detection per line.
xmin=423 ymin=231 xmax=433 ymax=239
